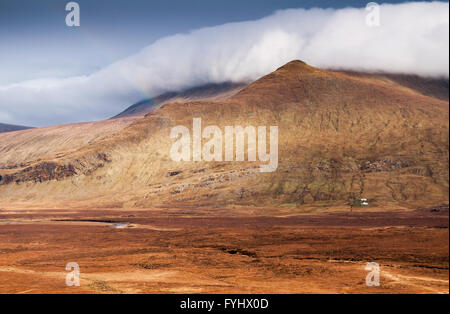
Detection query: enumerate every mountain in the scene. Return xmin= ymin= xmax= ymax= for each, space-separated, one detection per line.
xmin=0 ymin=123 xmax=33 ymax=133
xmin=0 ymin=83 xmax=244 ymax=171
xmin=0 ymin=60 xmax=448 ymax=210
xmin=339 ymin=71 xmax=449 ymax=102
xmin=0 ymin=118 xmax=136 ymax=169
xmin=113 ymin=82 xmax=246 ymax=118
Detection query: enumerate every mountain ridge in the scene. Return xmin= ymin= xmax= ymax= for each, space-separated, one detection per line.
xmin=0 ymin=122 xmax=33 ymax=134
xmin=113 ymin=82 xmax=246 ymax=119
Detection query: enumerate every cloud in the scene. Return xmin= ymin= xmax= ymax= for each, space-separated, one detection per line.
xmin=0 ymin=2 xmax=448 ymax=127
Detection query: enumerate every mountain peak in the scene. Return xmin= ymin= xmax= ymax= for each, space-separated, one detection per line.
xmin=275 ymin=60 xmax=316 ymax=74
xmin=230 ymin=60 xmax=327 ymax=105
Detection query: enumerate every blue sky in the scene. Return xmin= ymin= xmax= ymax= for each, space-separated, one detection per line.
xmin=0 ymin=0 xmax=439 ymax=84
xmin=0 ymin=1 xmax=448 ymax=126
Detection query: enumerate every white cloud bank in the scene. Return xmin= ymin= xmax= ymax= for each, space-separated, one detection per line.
xmin=0 ymin=2 xmax=448 ymax=127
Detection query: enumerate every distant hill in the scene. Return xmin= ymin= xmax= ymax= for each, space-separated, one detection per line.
xmin=112 ymin=82 xmax=246 ymax=118
xmin=0 ymin=123 xmax=33 ymax=134
xmin=339 ymin=71 xmax=449 ymax=101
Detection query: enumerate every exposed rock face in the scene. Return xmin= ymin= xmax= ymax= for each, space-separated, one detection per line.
xmin=0 ymin=60 xmax=448 ymax=209
xmin=0 ymin=153 xmax=112 ymax=186
xmin=0 ymin=162 xmax=76 ymax=185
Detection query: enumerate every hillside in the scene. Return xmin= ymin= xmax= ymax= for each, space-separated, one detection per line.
xmin=113 ymin=82 xmax=246 ymax=118
xmin=0 ymin=83 xmax=245 ymax=170
xmin=0 ymin=118 xmax=136 ymax=169
xmin=340 ymin=71 xmax=449 ymax=102
xmin=0 ymin=60 xmax=448 ymax=210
